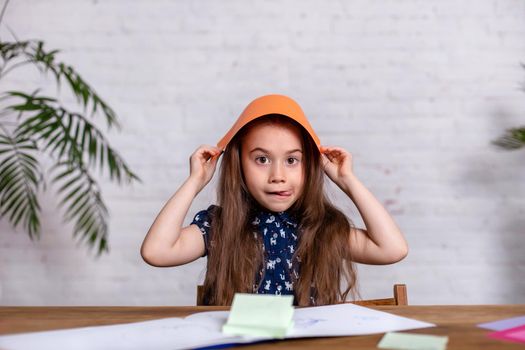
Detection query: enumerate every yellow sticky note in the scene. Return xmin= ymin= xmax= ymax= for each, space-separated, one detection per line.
xmin=378 ymin=332 xmax=449 ymax=350
xmin=222 ymin=293 xmax=294 ymax=338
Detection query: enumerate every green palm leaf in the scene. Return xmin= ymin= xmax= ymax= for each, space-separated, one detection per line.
xmin=0 ymin=130 xmax=41 ymax=238
xmin=52 ymin=161 xmax=109 ymax=254
xmin=9 ymin=92 xmax=139 ymax=184
xmin=3 ymin=92 xmax=138 ymax=255
xmin=0 ymin=37 xmax=140 ymax=255
xmin=493 ymin=127 xmax=525 ymax=150
xmin=0 ymin=40 xmax=118 ymax=129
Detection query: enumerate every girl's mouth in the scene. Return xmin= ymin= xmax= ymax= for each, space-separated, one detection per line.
xmin=268 ymin=191 xmax=292 ymax=197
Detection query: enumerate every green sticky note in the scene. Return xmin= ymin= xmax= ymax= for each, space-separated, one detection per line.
xmin=222 ymin=293 xmax=294 ymax=338
xmin=378 ymin=332 xmax=449 ymax=350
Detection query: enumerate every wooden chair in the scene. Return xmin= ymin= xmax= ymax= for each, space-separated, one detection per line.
xmin=196 ymin=284 xmax=407 ymax=306
xmin=352 ymin=284 xmax=408 ymax=306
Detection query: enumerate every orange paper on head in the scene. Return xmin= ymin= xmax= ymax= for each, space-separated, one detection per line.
xmin=217 ymin=94 xmax=321 ymax=151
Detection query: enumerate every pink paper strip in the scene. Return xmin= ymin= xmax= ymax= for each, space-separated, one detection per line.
xmin=488 ymin=324 xmax=525 ymax=344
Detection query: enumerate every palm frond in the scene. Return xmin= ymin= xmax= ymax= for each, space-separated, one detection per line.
xmin=0 ymin=37 xmax=139 ymax=255
xmin=0 ymin=40 xmax=119 ymax=129
xmin=0 ymin=41 xmax=29 ymax=64
xmin=51 ymin=160 xmax=109 ymax=255
xmin=493 ymin=127 xmax=525 ymax=150
xmin=0 ymin=130 xmax=41 ymax=238
xmin=9 ymin=92 xmax=139 ymax=184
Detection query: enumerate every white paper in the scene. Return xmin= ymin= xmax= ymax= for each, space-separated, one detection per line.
xmin=186 ymin=302 xmax=435 ymax=337
xmin=0 ymin=303 xmax=435 ymax=350
xmin=0 ymin=317 xmax=255 ymax=350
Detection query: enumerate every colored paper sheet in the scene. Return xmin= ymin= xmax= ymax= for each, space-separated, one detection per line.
xmin=488 ymin=324 xmax=525 ymax=344
xmin=478 ymin=315 xmax=525 ymax=331
xmin=378 ymin=332 xmax=448 ymax=350
xmin=222 ymin=293 xmax=294 ymax=338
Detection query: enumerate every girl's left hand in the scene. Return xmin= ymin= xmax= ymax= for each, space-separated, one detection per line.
xmin=320 ymin=146 xmax=354 ymax=185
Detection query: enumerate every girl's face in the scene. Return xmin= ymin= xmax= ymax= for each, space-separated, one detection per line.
xmin=240 ymin=122 xmax=305 ymax=213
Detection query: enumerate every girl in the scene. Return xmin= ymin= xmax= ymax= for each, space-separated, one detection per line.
xmin=141 ymin=94 xmax=408 ymax=306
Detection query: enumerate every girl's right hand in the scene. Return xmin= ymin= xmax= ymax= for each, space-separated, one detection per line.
xmin=189 ymin=145 xmax=223 ymax=190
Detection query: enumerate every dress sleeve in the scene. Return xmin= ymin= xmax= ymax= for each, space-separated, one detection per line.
xmin=190 ymin=205 xmax=217 ymax=257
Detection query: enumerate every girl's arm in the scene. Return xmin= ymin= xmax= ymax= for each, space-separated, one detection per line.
xmin=140 ymin=145 xmax=222 ymax=267
xmin=321 ymin=146 xmax=408 ymax=265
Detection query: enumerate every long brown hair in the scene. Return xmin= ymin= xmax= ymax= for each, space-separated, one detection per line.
xmin=202 ymin=115 xmax=358 ymax=306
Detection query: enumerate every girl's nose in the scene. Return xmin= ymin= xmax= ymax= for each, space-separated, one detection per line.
xmin=269 ymin=163 xmax=286 ymax=183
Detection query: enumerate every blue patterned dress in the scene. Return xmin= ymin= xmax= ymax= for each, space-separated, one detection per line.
xmin=191 ymin=205 xmax=300 ymax=300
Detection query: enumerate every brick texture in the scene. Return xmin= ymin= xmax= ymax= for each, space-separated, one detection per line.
xmin=0 ymin=0 xmax=524 ymax=305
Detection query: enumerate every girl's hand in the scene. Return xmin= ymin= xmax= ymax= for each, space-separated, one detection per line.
xmin=189 ymin=145 xmax=222 ymax=190
xmin=320 ymin=146 xmax=354 ymax=187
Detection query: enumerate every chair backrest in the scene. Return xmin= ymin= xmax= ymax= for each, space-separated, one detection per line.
xmin=196 ymin=284 xmax=408 ymax=306
xmin=352 ymin=284 xmax=408 ymax=306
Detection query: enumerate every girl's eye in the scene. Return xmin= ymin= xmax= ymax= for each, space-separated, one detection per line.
xmin=287 ymin=157 xmax=300 ymax=165
xmin=255 ymin=156 xmax=270 ymax=164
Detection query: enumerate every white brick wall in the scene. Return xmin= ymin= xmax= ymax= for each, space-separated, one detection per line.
xmin=1 ymin=0 xmax=524 ymax=305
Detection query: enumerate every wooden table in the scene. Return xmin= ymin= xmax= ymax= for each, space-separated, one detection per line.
xmin=1 ymin=305 xmax=524 ymax=349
